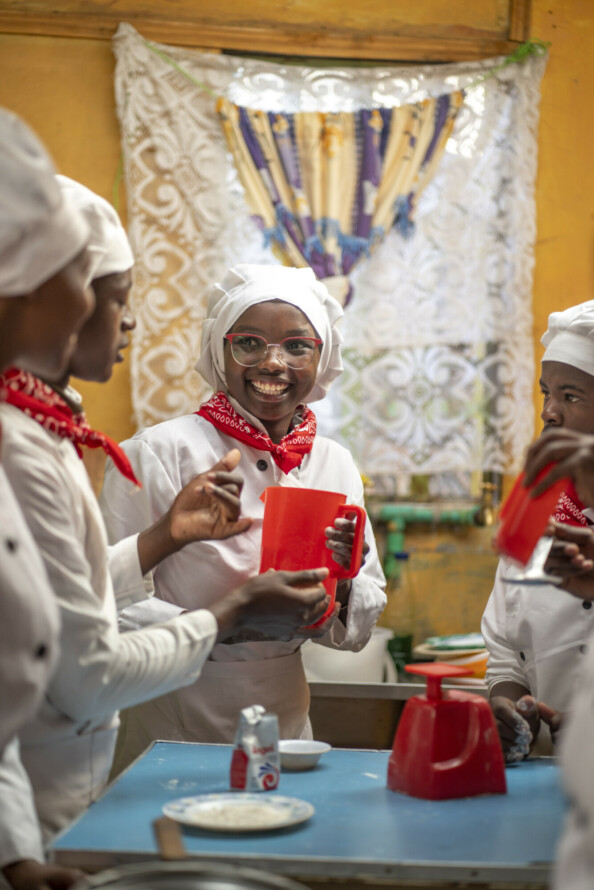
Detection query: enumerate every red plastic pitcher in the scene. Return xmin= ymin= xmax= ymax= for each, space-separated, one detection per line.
xmin=387 ymin=663 xmax=507 ymax=800
xmin=495 ymin=464 xmax=568 ymax=565
xmin=259 ymin=487 xmax=366 ymax=626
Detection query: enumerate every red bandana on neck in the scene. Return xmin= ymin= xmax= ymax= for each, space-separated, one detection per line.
xmin=0 ymin=367 xmax=141 ymax=487
xmin=196 ymin=391 xmax=316 ymax=474
xmin=554 ymin=481 xmax=590 ymax=527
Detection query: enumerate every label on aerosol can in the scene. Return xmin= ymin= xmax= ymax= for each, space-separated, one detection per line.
xmin=230 ymin=704 xmax=280 ymax=791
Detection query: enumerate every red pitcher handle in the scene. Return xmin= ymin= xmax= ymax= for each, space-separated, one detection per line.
xmin=334 ymin=504 xmax=366 ymax=579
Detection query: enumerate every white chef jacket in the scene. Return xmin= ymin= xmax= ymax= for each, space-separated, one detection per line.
xmin=0 ymin=459 xmax=60 ymax=752
xmin=0 ymin=739 xmax=44 ymax=867
xmin=100 ymin=412 xmax=386 ymax=769
xmin=481 ymin=554 xmax=594 ymax=753
xmin=553 ymin=633 xmax=594 ymax=890
xmin=0 ymin=453 xmax=59 ymax=869
xmin=0 ymin=403 xmax=219 ymax=848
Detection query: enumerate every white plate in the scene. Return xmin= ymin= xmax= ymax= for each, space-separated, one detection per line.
xmin=163 ymin=793 xmax=314 ymax=832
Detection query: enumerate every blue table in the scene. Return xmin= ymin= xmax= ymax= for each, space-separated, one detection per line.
xmin=51 ymin=742 xmax=567 ymax=888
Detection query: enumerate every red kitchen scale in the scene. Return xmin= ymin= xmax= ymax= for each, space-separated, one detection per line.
xmin=387 ymin=663 xmax=507 ymax=800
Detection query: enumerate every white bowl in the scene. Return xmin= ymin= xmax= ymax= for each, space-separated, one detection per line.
xmin=278 ymin=739 xmax=331 ymax=771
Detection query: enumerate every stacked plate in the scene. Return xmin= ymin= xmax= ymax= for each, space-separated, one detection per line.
xmin=413 ymin=633 xmax=488 ymax=683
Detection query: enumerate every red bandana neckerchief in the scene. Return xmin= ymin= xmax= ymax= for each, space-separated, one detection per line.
xmin=554 ymin=481 xmax=591 ymax=527
xmin=0 ymin=367 xmax=141 ymax=487
xmin=196 ymin=391 xmax=316 ymax=474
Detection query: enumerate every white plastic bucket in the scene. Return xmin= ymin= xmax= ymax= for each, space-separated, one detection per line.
xmin=300 ymin=627 xmax=397 ymax=683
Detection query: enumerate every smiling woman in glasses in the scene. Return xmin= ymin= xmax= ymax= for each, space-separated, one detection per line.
xmin=99 ymin=264 xmax=386 ymax=773
xmin=221 ymin=302 xmax=324 ymax=445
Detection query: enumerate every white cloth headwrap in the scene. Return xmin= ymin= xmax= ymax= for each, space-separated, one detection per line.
xmin=195 ymin=264 xmax=344 ymax=404
xmin=0 ymin=109 xmax=89 ymax=296
xmin=56 ymin=175 xmax=134 ymax=279
xmin=541 ymin=300 xmax=594 ymax=377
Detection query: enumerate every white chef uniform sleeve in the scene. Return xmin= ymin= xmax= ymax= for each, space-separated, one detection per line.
xmin=5 ymin=437 xmax=218 ymax=725
xmin=482 ymin=559 xmax=529 ymax=691
xmin=101 ymin=440 xmax=186 ymax=630
xmin=108 ymin=535 xmax=154 ymax=611
xmin=0 ymin=738 xmax=44 ymax=867
xmin=100 ymin=437 xmax=179 ymax=545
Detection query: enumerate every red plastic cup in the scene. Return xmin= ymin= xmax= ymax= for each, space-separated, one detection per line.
xmin=495 ymin=465 xmax=568 ymax=565
xmin=259 ymin=487 xmax=366 ymax=626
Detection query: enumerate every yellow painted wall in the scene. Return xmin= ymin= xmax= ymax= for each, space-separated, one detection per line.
xmin=377 ymin=524 xmax=499 ymax=646
xmin=1 ymin=1 xmax=593 ymax=635
xmin=0 ymin=33 xmax=133 ymax=449
xmin=532 ymin=0 xmax=594 ymax=408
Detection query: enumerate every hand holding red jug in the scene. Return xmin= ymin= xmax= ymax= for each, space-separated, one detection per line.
xmin=495 ymin=464 xmax=568 ymax=565
xmin=259 ymin=487 xmax=366 ymax=626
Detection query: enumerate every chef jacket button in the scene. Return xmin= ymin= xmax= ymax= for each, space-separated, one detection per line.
xmin=5 ymin=538 xmax=17 ymax=553
xmin=519 ymin=651 xmax=526 ymax=661
xmin=583 ymin=600 xmax=592 ymax=610
xmin=256 ymin=459 xmax=268 ymax=471
xmin=580 ymin=644 xmax=588 ymax=654
xmin=35 ymin=643 xmax=48 ymax=659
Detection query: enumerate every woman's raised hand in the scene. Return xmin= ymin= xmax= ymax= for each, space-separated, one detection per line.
xmin=136 ymin=449 xmax=252 ymax=575
xmin=167 ymin=448 xmax=252 ymax=546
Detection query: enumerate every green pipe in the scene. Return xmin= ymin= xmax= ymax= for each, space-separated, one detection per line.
xmin=377 ymin=503 xmax=480 ymax=580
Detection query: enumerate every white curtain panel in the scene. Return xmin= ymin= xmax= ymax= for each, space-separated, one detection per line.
xmin=113 ymin=23 xmax=546 ymax=497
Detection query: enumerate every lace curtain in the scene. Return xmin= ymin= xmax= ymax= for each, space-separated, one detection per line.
xmin=113 ymin=23 xmax=546 ymax=497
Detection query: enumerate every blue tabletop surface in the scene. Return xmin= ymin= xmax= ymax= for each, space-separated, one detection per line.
xmin=51 ymin=742 xmax=567 ymax=884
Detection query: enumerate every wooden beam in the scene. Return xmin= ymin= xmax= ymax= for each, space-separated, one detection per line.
xmin=0 ymin=0 xmax=533 ymax=62
xmin=509 ymin=0 xmax=532 ymax=42
xmin=0 ymin=15 xmax=528 ymax=62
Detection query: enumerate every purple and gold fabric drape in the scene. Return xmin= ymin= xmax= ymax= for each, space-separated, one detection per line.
xmin=217 ymin=92 xmax=464 ymax=304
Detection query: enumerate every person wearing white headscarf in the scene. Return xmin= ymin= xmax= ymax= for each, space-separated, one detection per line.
xmin=541 ymin=301 xmax=594 ymax=375
xmin=196 ymin=264 xmax=344 ymax=404
xmin=0 ymin=219 xmax=332 ymax=870
xmin=482 ymin=299 xmax=594 ymax=764
xmin=100 ymin=263 xmax=386 ymax=772
xmin=56 ymin=173 xmax=135 ymax=279
xmin=0 ymin=110 xmax=93 ymax=890
xmin=0 ymin=123 xmax=89 ymax=302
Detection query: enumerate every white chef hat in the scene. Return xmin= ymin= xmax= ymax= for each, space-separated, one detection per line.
xmin=0 ymin=109 xmax=90 ymax=297
xmin=541 ymin=300 xmax=594 ymax=377
xmin=56 ymin=175 xmax=134 ymax=280
xmin=195 ymin=264 xmax=344 ymax=403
